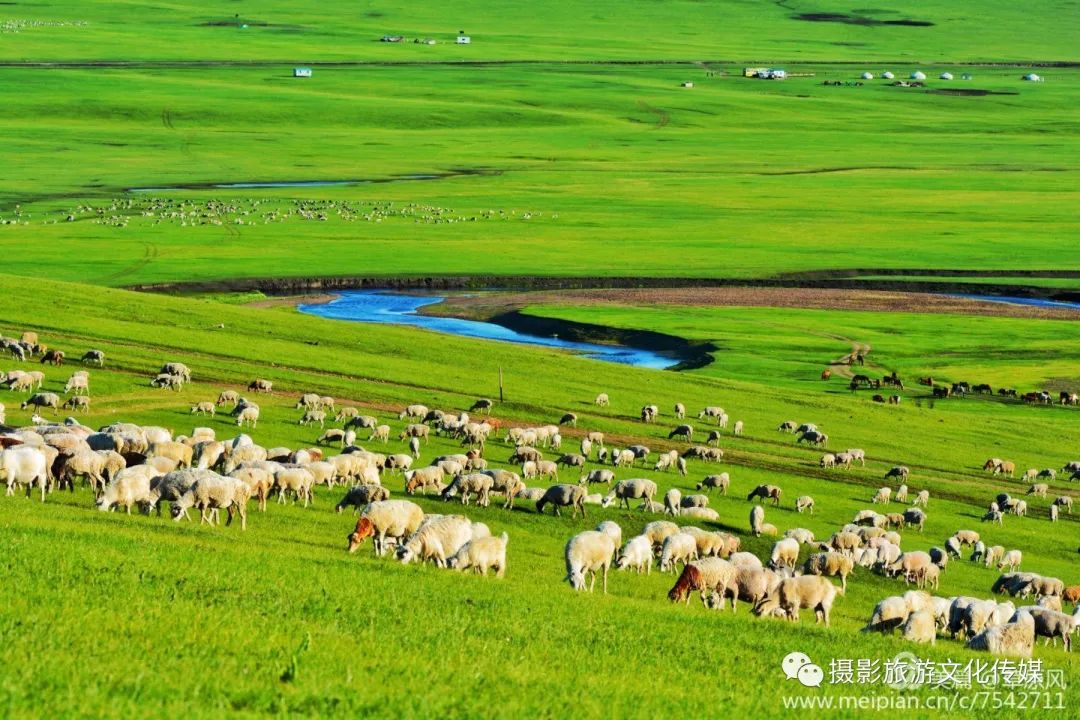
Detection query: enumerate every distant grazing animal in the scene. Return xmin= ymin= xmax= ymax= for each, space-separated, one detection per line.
xmin=747 ymin=484 xmax=781 ymax=506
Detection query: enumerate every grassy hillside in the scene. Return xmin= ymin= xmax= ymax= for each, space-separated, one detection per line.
xmin=1 ymin=63 xmax=1076 ymax=283
xmin=2 ymin=0 xmax=1076 ymax=63
xmin=0 ymin=275 xmax=1076 ymax=717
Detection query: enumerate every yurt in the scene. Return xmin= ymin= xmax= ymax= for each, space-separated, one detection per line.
xmin=1022 ymin=73 xmax=1043 ymax=82
xmin=910 ymin=71 xmax=926 ymax=80
xmin=939 ymin=72 xmax=953 ymax=80
xmin=882 ymin=71 xmax=894 ymax=79
xmin=861 ymin=72 xmax=874 ymax=80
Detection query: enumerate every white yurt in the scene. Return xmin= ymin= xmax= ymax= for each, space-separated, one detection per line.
xmin=911 ymin=71 xmax=926 ymax=80
xmin=861 ymin=71 xmax=874 ymax=80
xmin=882 ymin=71 xmax=895 ymax=79
xmin=940 ymin=72 xmax=953 ymax=80
xmin=1022 ymin=73 xmax=1043 ymax=82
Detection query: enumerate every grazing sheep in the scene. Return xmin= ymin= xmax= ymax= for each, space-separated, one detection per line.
xmin=616 ymin=535 xmax=653 ymax=574
xmin=785 ymin=528 xmax=816 ymax=545
xmin=1054 ymin=496 xmax=1073 ymax=514
xmin=0 ymin=446 xmax=49 ymax=501
xmin=396 ymin=515 xmax=475 ymax=567
xmin=796 ymin=495 xmax=814 ymax=514
xmin=536 ymin=484 xmax=588 ymax=518
xmin=642 ymin=520 xmax=680 ymax=551
xmin=441 ymin=473 xmax=493 ymax=508
xmin=348 ymin=500 xmax=425 ymax=556
xmin=695 ymin=473 xmax=729 ymax=495
xmin=190 ymin=401 xmax=216 ymax=417
xmin=966 ymin=612 xmax=1035 ymax=657
xmin=769 ymin=538 xmax=801 ymax=571
xmin=872 ymin=487 xmax=893 ymax=504
xmin=998 ymin=549 xmax=1022 ymax=572
xmin=902 ymin=610 xmax=937 ymax=645
xmin=681 ymin=507 xmax=720 ymax=521
xmin=865 ymin=596 xmax=912 ymax=633
xmin=565 ymin=526 xmax=619 ymax=593
xmin=20 ymin=393 xmax=60 ymax=412
xmin=80 ymin=350 xmax=105 ymax=366
xmin=404 ymin=466 xmax=446 ymax=496
xmin=803 ymin=552 xmax=854 ymax=592
xmin=579 ymin=469 xmax=614 ymax=486
xmin=663 ymin=487 xmax=682 ymax=517
xmin=747 ymin=484 xmax=782 ymax=506
xmin=594 ymin=393 xmax=609 ymax=407
xmin=668 ymin=557 xmax=737 ymax=608
xmin=1026 ymin=483 xmax=1049 ymax=497
xmin=778 ymin=421 xmax=797 ymax=433
xmin=450 ymin=532 xmax=508 ymax=577
xmin=236 ymin=405 xmax=260 ymax=428
xmin=830 ymin=531 xmax=862 ymax=556
xmin=749 ymin=505 xmax=764 ymax=536
xmin=399 ymin=424 xmax=430 ymax=443
xmin=274 ymin=466 xmax=315 ymax=506
xmin=903 ymin=508 xmax=926 ymax=532
xmin=171 ymin=473 xmax=250 ymax=529
xmin=819 ymin=453 xmax=836 ymax=469
xmin=96 ymin=464 xmax=157 ymax=514
xmin=601 ymin=479 xmax=657 ymax=510
xmin=769 ymin=575 xmax=839 ymax=625
xmin=1011 ymin=607 xmax=1074 ymax=651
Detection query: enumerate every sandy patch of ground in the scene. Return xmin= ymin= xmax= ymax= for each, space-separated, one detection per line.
xmin=246 ymin=293 xmax=338 ymax=309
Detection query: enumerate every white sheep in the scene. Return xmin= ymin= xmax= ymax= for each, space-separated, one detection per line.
xmin=902 ymin=610 xmax=937 ymax=645
xmin=616 ymin=535 xmax=653 ymax=574
xmin=450 ymin=532 xmax=508 ymax=577
xmin=348 ymin=500 xmax=425 ymax=556
xmin=396 ymin=515 xmax=476 ymax=566
xmin=565 ymin=528 xmax=618 ymax=593
xmin=660 ymin=532 xmax=699 ymax=572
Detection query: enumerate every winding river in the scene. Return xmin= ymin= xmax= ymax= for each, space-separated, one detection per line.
xmin=298 ymin=291 xmax=677 ymax=369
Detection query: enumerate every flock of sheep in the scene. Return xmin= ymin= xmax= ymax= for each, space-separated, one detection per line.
xmin=5 ymin=197 xmax=548 ymax=230
xmin=1 ymin=329 xmax=1077 ymax=661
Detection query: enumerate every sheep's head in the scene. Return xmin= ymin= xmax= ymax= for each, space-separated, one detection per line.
xmin=567 ymin=570 xmax=586 ymax=591
xmin=348 ymin=518 xmax=374 ymax=552
xmin=600 ymin=495 xmax=614 ymax=508
xmin=394 ymin=545 xmax=416 ymax=564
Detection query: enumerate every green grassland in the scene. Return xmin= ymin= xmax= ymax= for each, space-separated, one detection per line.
xmin=2 ymin=0 xmax=1076 ymax=63
xmin=0 ymin=63 xmax=1076 ymax=283
xmin=516 ymin=302 xmax=1080 ymax=390
xmin=854 ymin=276 xmax=1080 ymax=291
xmin=0 ymin=275 xmax=1077 ymax=718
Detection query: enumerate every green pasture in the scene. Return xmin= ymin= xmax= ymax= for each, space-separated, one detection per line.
xmin=2 ymin=0 xmax=1076 ymax=63
xmin=0 ymin=275 xmax=1077 ymax=717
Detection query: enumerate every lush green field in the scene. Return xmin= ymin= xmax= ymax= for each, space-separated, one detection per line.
xmin=0 ymin=275 xmax=1077 ymax=718
xmin=854 ymin=276 xmax=1080 ymax=291
xmin=517 ymin=301 xmax=1080 ymax=390
xmin=2 ymin=0 xmax=1076 ymax=63
xmin=1 ymin=63 xmax=1075 ymax=284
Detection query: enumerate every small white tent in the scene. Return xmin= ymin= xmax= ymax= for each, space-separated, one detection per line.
xmin=910 ymin=71 xmax=926 ymax=80
xmin=940 ymin=72 xmax=953 ymax=80
xmin=1022 ymin=73 xmax=1043 ymax=82
xmin=861 ymin=72 xmax=874 ymax=80
xmin=882 ymin=71 xmax=894 ymax=79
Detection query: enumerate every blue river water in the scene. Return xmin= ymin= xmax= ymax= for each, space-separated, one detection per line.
xmin=298 ymin=291 xmax=677 ymax=369
xmin=953 ymin=294 xmax=1080 ymax=310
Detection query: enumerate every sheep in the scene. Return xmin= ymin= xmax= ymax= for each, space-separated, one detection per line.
xmin=803 ymin=552 xmax=854 ymax=592
xmin=601 ymin=478 xmax=657 ymax=510
xmin=642 ymin=520 xmax=680 ymax=551
xmin=749 ymin=505 xmax=765 ymax=536
xmin=681 ymin=507 xmax=720 ymax=522
xmin=395 ymin=515 xmax=476 ymax=566
xmin=1011 ymin=607 xmax=1074 ymax=651
xmin=20 ymin=393 xmax=60 ymax=412
xmin=449 ymin=532 xmax=508 ymax=577
xmin=441 ymin=473 xmax=493 ymax=508
xmin=404 ymin=466 xmax=446 ymax=496
xmin=659 ymin=532 xmax=699 ymax=572
xmin=696 ymin=473 xmax=729 ymax=494
xmin=680 ymin=494 xmax=709 ymax=510
xmin=236 ymin=405 xmax=260 ymax=428
xmin=216 ymin=390 xmax=239 ymax=406
xmin=171 ymin=473 xmax=250 ymax=529
xmin=399 ymin=404 xmax=429 ymax=421
xmin=64 ymin=374 xmax=89 ymax=396
xmin=348 ymin=500 xmax=425 ymax=556
xmin=865 ymin=596 xmax=913 ymax=633
xmin=997 ymin=549 xmax=1022 ymax=572
xmin=795 ymin=495 xmax=814 ymax=514
xmin=830 ymin=531 xmax=862 ymax=556
xmin=56 ymin=448 xmax=110 ymax=494
xmin=663 ymin=487 xmax=682 ymax=516
xmin=565 ymin=528 xmax=618 ymax=592
xmin=668 ymin=424 xmax=693 ymax=442
xmin=668 ymin=557 xmax=737 ymax=608
xmin=0 ymin=446 xmax=49 ymax=501
xmin=96 ymin=464 xmax=157 ymax=513
xmin=902 ymin=610 xmax=937 ymax=645
xmin=911 ymin=490 xmax=929 ymax=508
xmin=1054 ymin=496 xmax=1073 ymax=514
xmin=903 ymin=508 xmax=926 ymax=531
xmin=536 ymin=484 xmax=587 ymax=518
xmin=368 ymin=424 xmax=390 ymax=443
xmin=190 ymin=401 xmax=216 ymax=417
xmin=594 ymin=393 xmax=609 ymax=407
xmin=615 ymin=535 xmax=653 ymax=574
xmin=80 ymin=349 xmax=105 ymax=366
xmin=747 ymin=484 xmax=782 ymax=506
xmin=778 ymin=421 xmax=797 ymax=433
xmin=579 ymin=469 xmax=614 ymax=486
xmin=872 ymin=486 xmax=892 ymax=504
xmin=769 ymin=538 xmax=800 ymax=571
xmin=966 ymin=612 xmax=1035 ymax=657
xmin=785 ymin=528 xmax=816 ymax=545
xmin=771 ymin=575 xmax=839 ymax=625
xmin=399 ymin=424 xmax=430 ymax=443
xmin=61 ymin=396 xmax=90 ymax=413
xmin=819 ymin=453 xmax=836 ymax=469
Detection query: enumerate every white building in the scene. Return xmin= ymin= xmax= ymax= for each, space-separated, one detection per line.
xmin=910 ymin=71 xmax=926 ymax=80
xmin=293 ymin=67 xmax=312 ymax=78
xmin=456 ymin=35 xmax=471 ymax=44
